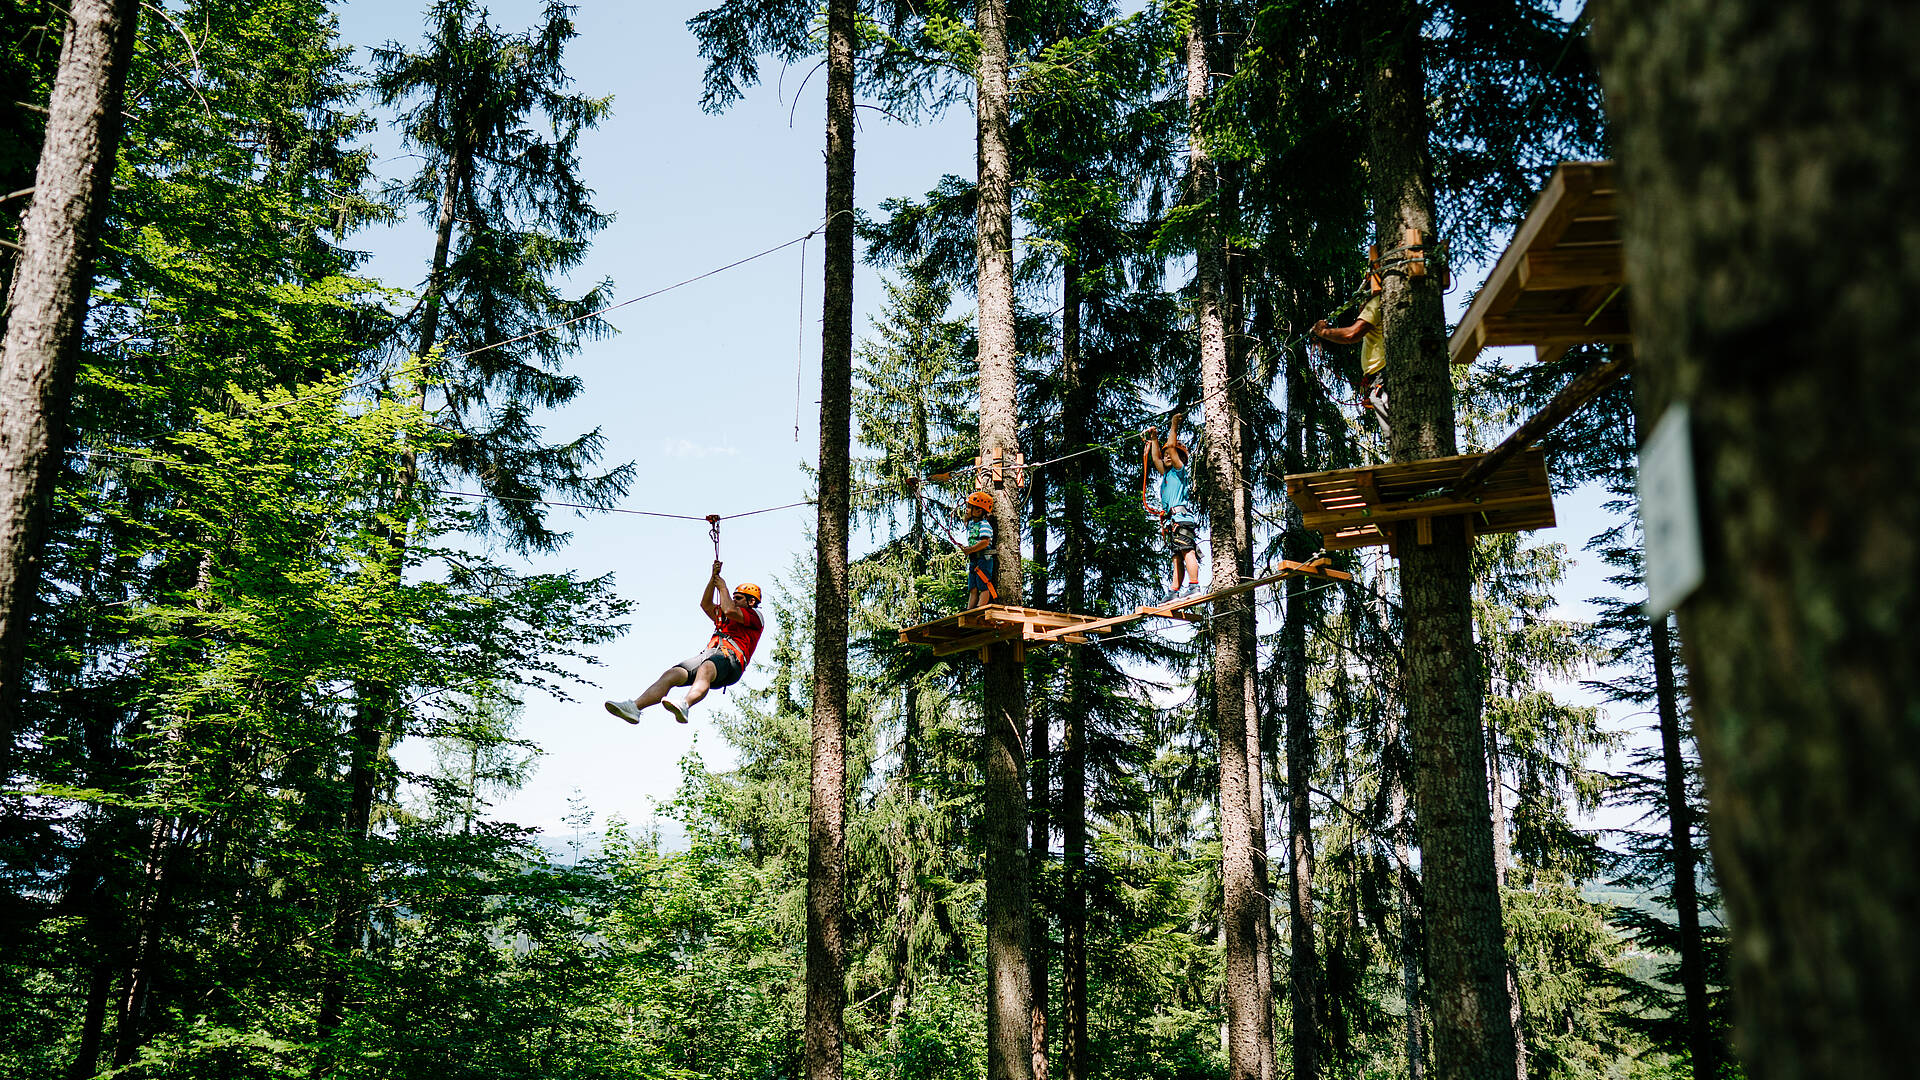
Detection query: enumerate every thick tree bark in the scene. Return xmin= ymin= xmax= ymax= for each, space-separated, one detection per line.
xmin=1649 ymin=614 xmax=1715 ymax=1080
xmin=1186 ymin=8 xmax=1268 ymax=1078
xmin=1059 ymin=262 xmax=1090 ymax=1080
xmin=975 ymin=3 xmax=1033 ymax=1077
xmin=1593 ymin=5 xmax=1920 ymax=1076
xmin=805 ymin=3 xmax=856 ymax=1077
xmin=1363 ymin=3 xmax=1518 ymax=1077
xmin=0 ymin=0 xmax=140 ymax=770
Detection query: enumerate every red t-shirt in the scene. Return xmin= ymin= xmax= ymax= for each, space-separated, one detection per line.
xmin=707 ymin=606 xmax=765 ymax=668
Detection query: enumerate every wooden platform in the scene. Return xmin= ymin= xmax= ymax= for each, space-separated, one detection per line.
xmin=897 ymin=604 xmax=1138 ymax=658
xmin=1449 ymin=161 xmax=1626 ymax=367
xmin=899 ymin=559 xmax=1358 ymax=657
xmin=1285 ymin=448 xmax=1555 ymax=553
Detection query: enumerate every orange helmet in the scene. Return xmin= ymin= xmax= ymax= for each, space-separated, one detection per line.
xmin=964 ymin=491 xmax=995 ymax=512
xmin=733 ymin=583 xmax=762 ymax=605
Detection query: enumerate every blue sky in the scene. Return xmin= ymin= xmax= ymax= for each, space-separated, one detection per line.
xmin=332 ymin=1 xmax=1627 ymax=840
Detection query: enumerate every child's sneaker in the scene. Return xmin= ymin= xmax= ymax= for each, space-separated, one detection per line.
xmin=662 ymin=699 xmax=692 ymax=724
xmin=604 ymin=699 xmax=643 ymax=724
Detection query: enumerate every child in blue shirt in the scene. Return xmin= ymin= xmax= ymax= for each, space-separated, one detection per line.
xmin=1142 ymin=412 xmax=1202 ymax=601
xmin=961 ymin=490 xmax=998 ymax=610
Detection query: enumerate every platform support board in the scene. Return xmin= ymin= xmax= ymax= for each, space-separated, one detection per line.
xmin=1286 ymin=450 xmax=1556 ymax=554
xmin=898 ymin=604 xmax=1129 ymax=657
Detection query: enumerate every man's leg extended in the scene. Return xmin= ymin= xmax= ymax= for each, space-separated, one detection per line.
xmin=682 ymin=661 xmax=720 ymax=708
xmin=636 ymin=665 xmax=692 ymax=709
xmin=663 ymin=661 xmax=719 ymax=723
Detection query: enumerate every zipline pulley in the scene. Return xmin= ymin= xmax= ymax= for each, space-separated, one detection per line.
xmin=707 ymin=514 xmax=722 ymax=562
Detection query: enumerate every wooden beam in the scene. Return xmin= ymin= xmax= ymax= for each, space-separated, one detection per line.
xmin=932 ymin=627 xmax=1018 ymax=656
xmin=1299 ymin=489 xmax=1552 ymax=530
xmin=1517 ymin=247 xmax=1625 ymax=291
xmin=1450 ymin=351 xmax=1635 ymax=499
xmin=1449 ymin=162 xmax=1612 ymax=365
xmin=1472 ymin=307 xmax=1630 ymax=349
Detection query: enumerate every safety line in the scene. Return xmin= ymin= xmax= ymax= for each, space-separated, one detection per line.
xmin=239 ymin=214 xmax=846 ymax=418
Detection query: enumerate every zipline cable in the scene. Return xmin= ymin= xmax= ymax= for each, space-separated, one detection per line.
xmin=241 ymin=213 xmax=851 ymax=419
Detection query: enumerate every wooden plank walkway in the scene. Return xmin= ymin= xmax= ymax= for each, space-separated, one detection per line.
xmin=895 ymin=559 xmax=1356 ymax=656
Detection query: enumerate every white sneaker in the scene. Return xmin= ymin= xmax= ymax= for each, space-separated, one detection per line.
xmin=604 ymin=699 xmax=643 ymax=725
xmin=662 ymin=699 xmax=692 ymax=724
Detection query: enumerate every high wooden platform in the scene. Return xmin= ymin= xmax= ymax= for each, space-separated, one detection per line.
xmin=1285 ymin=448 xmax=1555 ymax=553
xmin=1450 ymin=161 xmax=1626 ymax=367
xmin=897 ymin=604 xmax=1138 ymax=658
xmin=898 ymin=559 xmax=1355 ymax=657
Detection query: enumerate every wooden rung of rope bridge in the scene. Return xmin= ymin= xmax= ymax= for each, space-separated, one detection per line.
xmin=897 ymin=558 xmax=1352 ymax=659
xmin=1285 ymin=448 xmax=1556 ymax=556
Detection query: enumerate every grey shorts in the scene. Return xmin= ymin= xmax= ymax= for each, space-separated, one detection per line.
xmin=1165 ymin=521 xmax=1198 ymax=556
xmin=674 ymin=647 xmax=743 ymax=688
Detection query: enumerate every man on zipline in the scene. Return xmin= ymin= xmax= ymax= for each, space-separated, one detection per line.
xmin=1312 ymin=292 xmax=1390 ymax=437
xmin=1142 ymin=412 xmax=1202 ymax=602
xmin=604 ymin=561 xmax=764 ymax=724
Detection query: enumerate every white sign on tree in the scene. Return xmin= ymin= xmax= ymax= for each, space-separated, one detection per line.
xmin=1639 ymin=402 xmax=1706 ymax=616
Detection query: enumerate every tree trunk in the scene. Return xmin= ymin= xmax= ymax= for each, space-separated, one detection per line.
xmin=1394 ymin=769 xmax=1425 ymax=1080
xmin=0 ymin=0 xmax=140 ymax=769
xmin=1187 ymin=7 xmax=1268 ymax=1078
xmin=1059 ymin=262 xmax=1090 ymax=1080
xmin=1487 ymin=736 xmax=1528 ymax=1080
xmin=805 ymin=3 xmax=856 ymax=1077
xmin=975 ymin=2 xmax=1033 ymax=1076
xmin=888 ymin=686 xmax=920 ymax=1041
xmin=67 ymin=960 xmax=111 ymax=1079
xmin=113 ymin=817 xmax=179 ymax=1067
xmin=315 ymin=711 xmax=382 ymax=1039
xmin=1283 ymin=337 xmax=1322 ymax=1080
xmin=1028 ymin=431 xmax=1051 ymax=1080
xmin=318 ymin=112 xmax=477 ymax=1050
xmin=1593 ymin=5 xmax=1920 ymax=1076
xmin=1224 ymin=157 xmax=1277 ymax=1080
xmin=1363 ymin=3 xmax=1518 ymax=1077
xmin=1651 ymin=614 xmax=1715 ymax=1080
xmin=1368 ymin=565 xmax=1426 ymax=1080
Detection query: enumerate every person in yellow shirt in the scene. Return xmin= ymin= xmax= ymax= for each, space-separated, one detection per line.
xmin=1312 ymin=293 xmax=1390 ymax=437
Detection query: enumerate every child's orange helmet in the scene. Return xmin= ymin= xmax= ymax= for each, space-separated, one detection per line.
xmin=964 ymin=491 xmax=995 ymax=512
xmin=734 ymin=583 xmax=762 ymax=604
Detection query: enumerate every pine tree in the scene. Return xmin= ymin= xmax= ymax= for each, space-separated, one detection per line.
xmin=0 ymin=0 xmax=140 ymax=772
